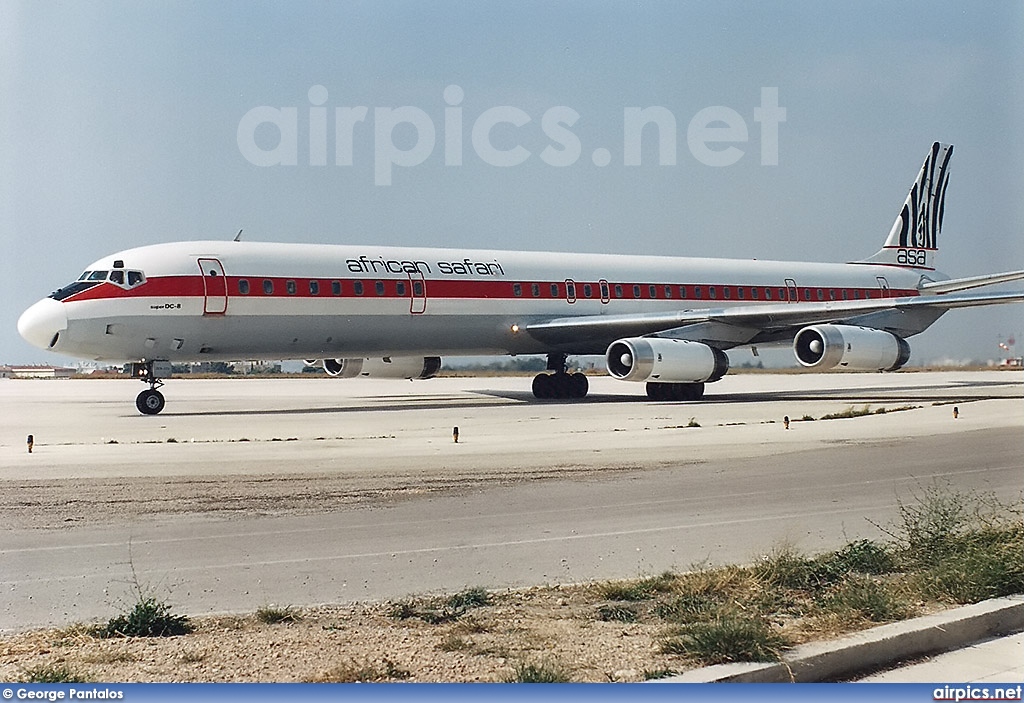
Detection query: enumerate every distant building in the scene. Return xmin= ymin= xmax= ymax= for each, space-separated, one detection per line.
xmin=10 ymin=365 xmax=76 ymax=379
xmin=0 ymin=366 xmax=12 ymax=379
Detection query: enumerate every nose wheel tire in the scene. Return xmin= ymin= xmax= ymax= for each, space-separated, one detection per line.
xmin=136 ymin=389 xmax=166 ymax=415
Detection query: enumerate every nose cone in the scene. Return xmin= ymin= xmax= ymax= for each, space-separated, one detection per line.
xmin=18 ymin=298 xmax=68 ymax=351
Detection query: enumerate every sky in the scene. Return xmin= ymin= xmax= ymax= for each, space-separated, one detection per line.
xmin=2 ymin=1 xmax=1022 ymax=366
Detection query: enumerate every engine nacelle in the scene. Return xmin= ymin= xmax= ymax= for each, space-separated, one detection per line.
xmin=322 ymin=356 xmax=441 ymax=379
xmin=793 ymin=325 xmax=911 ymax=371
xmin=606 ymin=338 xmax=729 ymax=383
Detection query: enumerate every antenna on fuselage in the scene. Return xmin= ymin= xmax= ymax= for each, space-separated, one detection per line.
xmin=233 ymin=229 xmax=243 ymax=242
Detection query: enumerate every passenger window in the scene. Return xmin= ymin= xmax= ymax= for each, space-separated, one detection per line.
xmin=679 ymin=286 xmax=687 ymax=299
xmin=600 ymin=282 xmax=610 ymax=299
xmin=649 ymin=285 xmax=657 ymax=298
xmin=286 ymin=280 xmax=297 ymax=295
xmin=694 ymin=287 xmax=702 ymax=299
xmin=238 ymin=279 xmax=250 ymax=295
xmin=664 ymin=286 xmax=672 ymax=298
xmin=332 ymin=280 xmax=342 ymax=296
xmin=263 ymin=279 xmax=274 ymax=295
xmin=583 ymin=284 xmax=593 ymax=298
xmin=614 ymin=284 xmax=623 ymax=298
xmin=549 ymin=284 xmax=559 ymax=297
xmin=396 ymin=281 xmax=406 ymax=296
xmin=375 ymin=281 xmax=385 ymax=296
xmin=354 ymin=281 xmax=364 ymax=296
xmin=737 ymin=287 xmax=744 ymax=299
xmin=632 ymin=285 xmax=641 ymax=298
xmin=751 ymin=288 xmax=758 ymax=300
xmin=531 ymin=283 xmax=540 ymax=297
xmin=413 ymin=281 xmax=424 ymax=296
xmin=513 ymin=283 xmax=522 ymax=297
xmin=709 ymin=287 xmax=717 ymax=299
xmin=309 ymin=280 xmax=319 ymax=295
xmin=723 ymin=287 xmax=731 ymax=299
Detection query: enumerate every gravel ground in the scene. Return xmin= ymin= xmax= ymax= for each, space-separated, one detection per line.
xmin=1 ymin=584 xmax=691 ymax=683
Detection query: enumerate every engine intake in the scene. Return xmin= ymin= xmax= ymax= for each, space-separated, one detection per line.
xmin=322 ymin=356 xmax=441 ymax=379
xmin=606 ymin=338 xmax=729 ymax=383
xmin=793 ymin=325 xmax=910 ymax=371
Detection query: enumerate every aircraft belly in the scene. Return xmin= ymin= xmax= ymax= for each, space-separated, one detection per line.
xmin=67 ymin=313 xmax=560 ymax=361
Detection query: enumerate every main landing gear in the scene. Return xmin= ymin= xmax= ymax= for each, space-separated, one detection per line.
xmin=130 ymin=360 xmax=169 ymax=415
xmin=532 ymin=353 xmax=589 ymax=399
xmin=645 ymin=381 xmax=705 ymax=401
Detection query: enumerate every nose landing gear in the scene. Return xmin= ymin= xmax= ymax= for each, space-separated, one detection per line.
xmin=129 ymin=361 xmax=171 ymax=415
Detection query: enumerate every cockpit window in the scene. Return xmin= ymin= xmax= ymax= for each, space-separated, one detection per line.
xmin=49 ymin=268 xmax=146 ymax=300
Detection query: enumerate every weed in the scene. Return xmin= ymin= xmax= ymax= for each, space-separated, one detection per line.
xmin=313 ymin=657 xmax=411 ymax=682
xmin=823 ymin=539 xmax=895 ymax=576
xmin=596 ymin=603 xmax=639 ymax=623
xmin=20 ymin=663 xmax=89 ymax=683
xmin=446 ymin=586 xmax=490 ymax=611
xmin=389 ymin=587 xmax=492 ymax=624
xmin=94 ymin=596 xmax=192 ymax=638
xmin=686 ymin=417 xmax=701 ymax=428
xmin=643 ymin=668 xmax=679 ymax=680
xmin=599 ymin=572 xmax=676 ymax=602
xmin=820 ymin=405 xmax=873 ymax=420
xmin=660 ymin=612 xmax=787 ymax=664
xmin=438 ymin=634 xmax=472 ymax=652
xmin=504 ymin=657 xmax=572 ymax=683
xmin=819 ymin=576 xmax=909 ymax=622
xmin=256 ymin=605 xmax=302 ymax=624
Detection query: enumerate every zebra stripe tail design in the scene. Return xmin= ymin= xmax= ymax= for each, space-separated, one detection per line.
xmin=857 ymin=141 xmax=953 ymax=271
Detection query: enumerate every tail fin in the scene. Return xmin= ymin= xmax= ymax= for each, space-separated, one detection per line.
xmin=857 ymin=142 xmax=953 ymax=270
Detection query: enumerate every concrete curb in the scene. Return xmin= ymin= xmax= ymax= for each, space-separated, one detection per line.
xmin=659 ymin=594 xmax=1024 ymax=683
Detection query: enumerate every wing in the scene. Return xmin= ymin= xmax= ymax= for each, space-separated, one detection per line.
xmin=525 ymin=286 xmax=1024 ymax=350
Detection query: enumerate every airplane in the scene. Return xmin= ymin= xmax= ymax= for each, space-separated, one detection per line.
xmin=17 ymin=142 xmax=1024 ymax=415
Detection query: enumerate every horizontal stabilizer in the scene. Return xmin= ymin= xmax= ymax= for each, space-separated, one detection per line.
xmin=919 ymin=270 xmax=1024 ymax=294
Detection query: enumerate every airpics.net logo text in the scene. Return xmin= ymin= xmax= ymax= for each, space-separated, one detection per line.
xmin=236 ymin=85 xmax=786 ymax=186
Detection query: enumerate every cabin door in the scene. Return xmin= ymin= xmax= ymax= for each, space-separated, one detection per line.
xmin=198 ymin=258 xmax=228 ymax=315
xmin=408 ymin=271 xmax=427 ymax=314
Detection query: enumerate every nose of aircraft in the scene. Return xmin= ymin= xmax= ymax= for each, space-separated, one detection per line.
xmin=18 ymin=298 xmax=69 ymax=351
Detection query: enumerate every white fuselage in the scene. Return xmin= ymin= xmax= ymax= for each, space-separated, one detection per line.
xmin=22 ymin=240 xmax=934 ymax=363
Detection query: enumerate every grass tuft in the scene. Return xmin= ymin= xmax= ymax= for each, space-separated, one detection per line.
xmin=504 ymin=657 xmax=573 ymax=683
xmin=93 ymin=596 xmax=192 ymax=638
xmin=313 ymin=657 xmax=411 ymax=682
xmin=256 ymin=604 xmax=302 ymax=624
xmin=659 ymin=611 xmax=787 ymax=664
xmin=596 ymin=603 xmax=639 ymax=622
xmin=20 ymin=664 xmax=90 ymax=683
xmin=389 ymin=586 xmax=492 ymax=624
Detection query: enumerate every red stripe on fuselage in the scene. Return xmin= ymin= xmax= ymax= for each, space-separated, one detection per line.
xmin=61 ymin=275 xmax=920 ymax=305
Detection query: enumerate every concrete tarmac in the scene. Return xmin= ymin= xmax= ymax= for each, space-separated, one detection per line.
xmin=1 ymin=371 xmax=1021 ymax=636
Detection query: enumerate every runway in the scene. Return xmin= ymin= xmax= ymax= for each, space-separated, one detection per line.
xmin=1 ymin=371 xmax=1021 ymax=632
